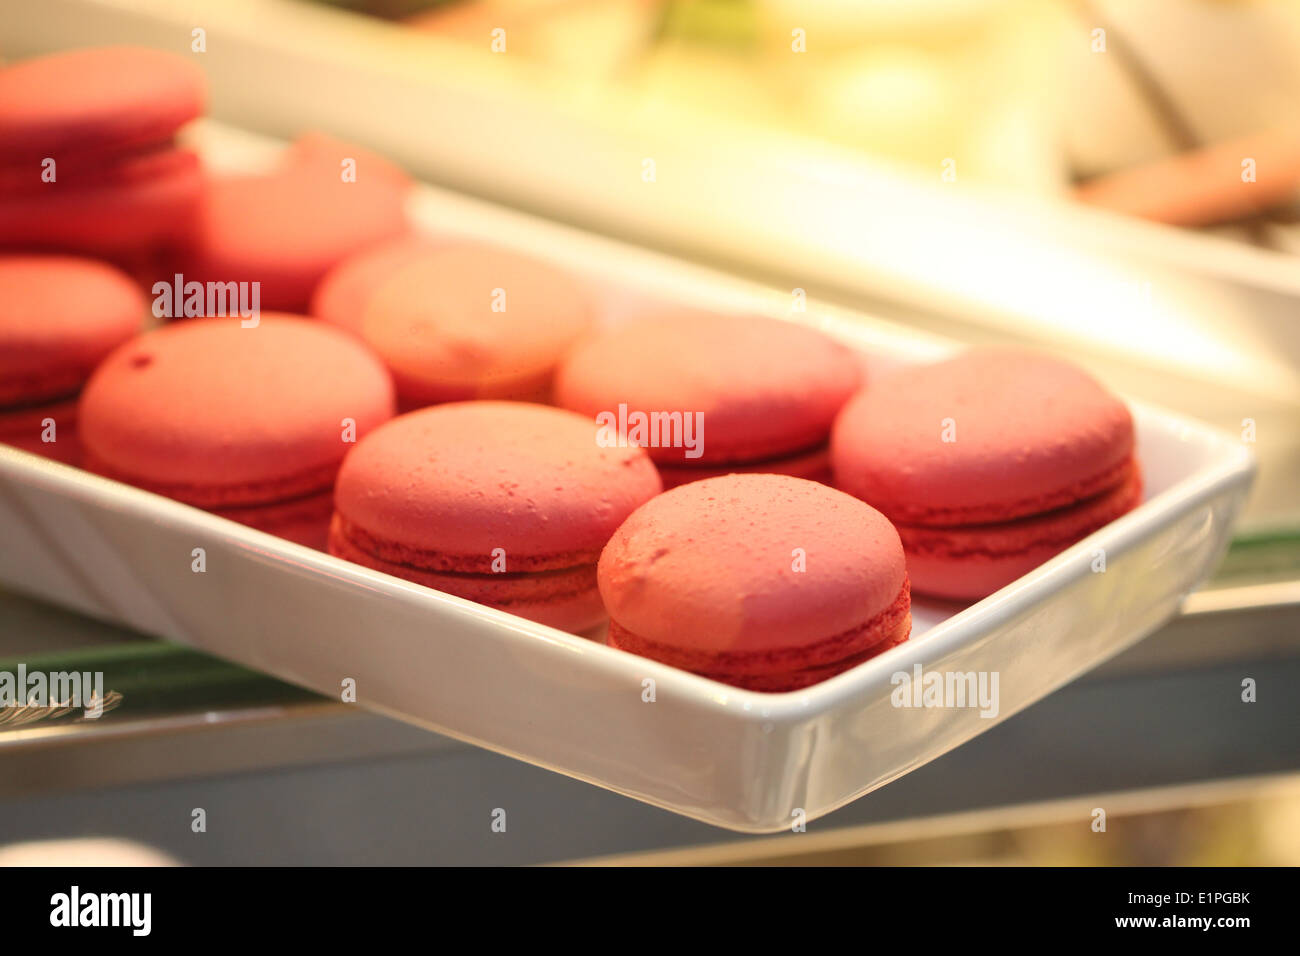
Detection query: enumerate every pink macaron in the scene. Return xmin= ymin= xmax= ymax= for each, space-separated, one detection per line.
xmin=831 ymin=347 xmax=1142 ymax=600
xmin=0 ymin=46 xmax=205 ymax=164
xmin=309 ymin=234 xmax=445 ymax=336
xmin=350 ymin=243 xmax=594 ymax=407
xmin=175 ymin=135 xmax=411 ymax=312
xmin=0 ymin=254 xmax=147 ymax=463
xmin=329 ymin=401 xmax=663 ymax=632
xmin=598 ymin=473 xmax=911 ymax=691
xmin=79 ymin=315 xmax=396 ymax=547
xmin=0 ymin=47 xmax=206 ymax=259
xmin=555 ymin=312 xmax=863 ymax=488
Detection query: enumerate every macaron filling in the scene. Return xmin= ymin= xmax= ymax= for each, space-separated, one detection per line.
xmin=329 ymin=512 xmax=600 ymax=573
xmin=328 ymin=514 xmax=603 ymax=620
xmin=886 ymin=454 xmax=1138 ymax=528
xmin=655 ymin=441 xmax=833 ymax=488
xmin=897 ymin=459 xmax=1142 ymax=560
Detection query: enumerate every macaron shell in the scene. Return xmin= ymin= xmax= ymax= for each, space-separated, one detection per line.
xmin=901 ymin=460 xmax=1143 ymax=600
xmin=310 ymin=235 xmax=444 ymax=335
xmin=832 ymin=347 xmax=1135 ymax=524
xmin=79 ymin=315 xmax=396 ymax=494
xmin=333 ymin=401 xmax=663 ymax=560
xmin=0 ymin=47 xmax=205 ymax=165
xmin=597 ymin=474 xmax=906 ymax=653
xmin=182 ymin=166 xmax=409 ymax=312
xmin=359 ymin=245 xmax=592 ymax=404
xmin=0 ymin=254 xmax=146 ymax=404
xmin=555 ymin=312 xmax=862 ymax=465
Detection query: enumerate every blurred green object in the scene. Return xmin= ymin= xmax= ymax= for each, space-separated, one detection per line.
xmin=1210 ymin=529 xmax=1300 ymax=586
xmin=0 ymin=641 xmax=320 ymax=730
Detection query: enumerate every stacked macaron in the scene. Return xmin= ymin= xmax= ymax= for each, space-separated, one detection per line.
xmin=0 ymin=254 xmax=147 ymax=463
xmin=832 ymin=347 xmax=1142 ymax=600
xmin=555 ymin=311 xmax=863 ymax=488
xmin=328 ymin=402 xmax=662 ymax=631
xmin=315 ymin=242 xmax=592 ymax=406
xmin=0 ymin=47 xmax=206 ymax=263
xmin=598 ymin=474 xmax=911 ymax=690
xmin=79 ymin=317 xmax=396 ymax=548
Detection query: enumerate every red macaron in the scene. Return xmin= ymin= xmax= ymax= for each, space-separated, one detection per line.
xmin=349 ymin=243 xmax=594 ymax=407
xmin=328 ymin=401 xmax=663 ymax=632
xmin=79 ymin=315 xmax=396 ymax=547
xmin=598 ymin=473 xmax=911 ymax=691
xmin=0 ymin=254 xmax=147 ymax=463
xmin=831 ymin=347 xmax=1142 ymax=600
xmin=0 ymin=47 xmax=206 ymax=260
xmin=555 ymin=312 xmax=863 ymax=488
xmin=176 ymin=135 xmax=411 ymax=313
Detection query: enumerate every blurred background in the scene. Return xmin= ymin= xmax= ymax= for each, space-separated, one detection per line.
xmin=0 ymin=0 xmax=1297 ymax=865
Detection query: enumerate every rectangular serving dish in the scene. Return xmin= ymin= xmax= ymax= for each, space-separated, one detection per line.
xmin=0 ymin=125 xmax=1256 ymax=831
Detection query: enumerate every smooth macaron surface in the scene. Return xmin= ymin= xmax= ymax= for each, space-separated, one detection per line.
xmin=310 ymin=234 xmax=444 ymax=335
xmin=832 ymin=347 xmax=1136 ymax=526
xmin=555 ymin=312 xmax=862 ymax=466
xmin=0 ymin=47 xmax=206 ymax=165
xmin=332 ymin=402 xmax=662 ymax=570
xmin=182 ymin=154 xmax=410 ymax=312
xmin=0 ymin=254 xmax=145 ymax=404
xmin=358 ymin=245 xmax=592 ymax=404
xmin=598 ymin=474 xmax=906 ymax=655
xmin=79 ymin=315 xmax=395 ymax=503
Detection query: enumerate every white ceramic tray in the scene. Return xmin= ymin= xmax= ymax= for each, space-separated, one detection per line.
xmin=0 ymin=126 xmax=1256 ymax=831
